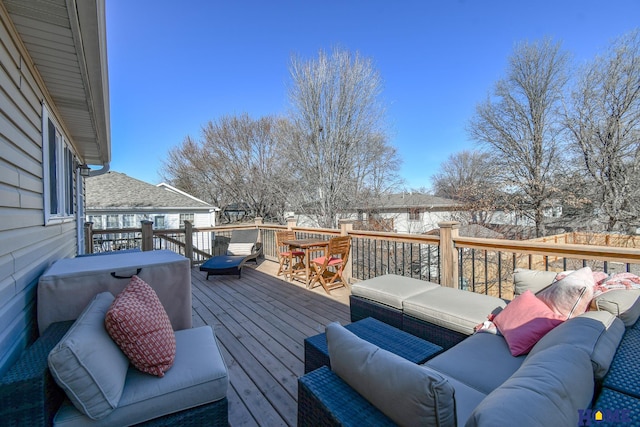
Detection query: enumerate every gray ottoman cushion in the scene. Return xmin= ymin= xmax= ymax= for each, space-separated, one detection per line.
xmin=54 ymin=326 xmax=228 ymax=427
xmin=351 ymin=274 xmax=439 ymax=309
xmin=403 ymin=287 xmax=506 ymax=335
xmin=425 ymin=332 xmax=525 ymax=394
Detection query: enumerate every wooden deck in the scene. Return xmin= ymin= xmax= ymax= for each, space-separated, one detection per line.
xmin=190 ymin=260 xmax=351 ymax=426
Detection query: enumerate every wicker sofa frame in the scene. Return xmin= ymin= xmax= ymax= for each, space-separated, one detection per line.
xmin=349 ymin=294 xmax=466 ymax=349
xmin=0 ymin=321 xmax=228 ymax=427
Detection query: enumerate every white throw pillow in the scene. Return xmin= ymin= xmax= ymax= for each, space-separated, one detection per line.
xmin=326 ymin=322 xmax=456 ymax=427
xmin=48 ymin=292 xmax=129 ymax=420
xmin=226 ymin=242 xmax=254 ymax=256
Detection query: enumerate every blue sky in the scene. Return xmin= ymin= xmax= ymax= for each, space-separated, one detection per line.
xmin=106 ymin=1 xmax=639 ymax=190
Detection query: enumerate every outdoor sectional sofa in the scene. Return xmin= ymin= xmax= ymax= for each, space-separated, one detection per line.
xmin=299 ymin=271 xmax=640 ymax=426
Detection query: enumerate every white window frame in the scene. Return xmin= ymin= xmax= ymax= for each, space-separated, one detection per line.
xmin=179 ymin=213 xmax=194 ymax=228
xmin=42 ymin=104 xmax=76 ymax=224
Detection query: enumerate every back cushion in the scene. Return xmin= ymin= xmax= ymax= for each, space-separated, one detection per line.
xmin=592 ymin=289 xmax=640 ymax=327
xmin=48 ymin=292 xmax=129 ymax=420
xmin=326 ymin=322 xmax=456 ymax=427
xmin=513 ymin=269 xmax=557 ymax=296
xmin=527 ymin=310 xmax=624 ymax=380
xmin=466 ymin=344 xmax=594 ymax=427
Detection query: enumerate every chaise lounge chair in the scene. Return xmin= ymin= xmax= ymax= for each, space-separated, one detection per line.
xmin=200 ymin=229 xmax=262 ymax=279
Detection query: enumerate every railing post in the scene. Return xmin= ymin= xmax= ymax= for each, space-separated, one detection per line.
xmin=438 ymin=221 xmax=460 ymax=288
xmin=286 ymin=216 xmax=297 ymax=230
xmin=254 ymin=217 xmax=263 ymax=246
xmin=339 ymin=219 xmax=354 ymax=287
xmin=184 ymin=220 xmax=193 ymax=265
xmin=84 ymin=222 xmax=93 ymax=254
xmin=141 ymin=220 xmax=153 ymax=251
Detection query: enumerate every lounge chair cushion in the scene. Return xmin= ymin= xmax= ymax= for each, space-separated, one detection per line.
xmin=527 ymin=310 xmax=624 ymax=380
xmin=48 ymin=292 xmax=129 ymax=420
xmin=326 ymin=322 xmax=456 ymax=427
xmin=591 ymin=289 xmax=640 ymax=327
xmin=403 ymin=287 xmax=506 ymax=335
xmin=105 ymin=276 xmax=176 ymax=377
xmin=466 ymin=344 xmax=594 ymax=427
xmin=425 ymin=332 xmax=526 ymax=395
xmin=227 ymin=242 xmax=254 ymax=256
xmin=513 ymin=268 xmax=557 ymax=296
xmin=54 ymin=326 xmax=229 ymax=427
xmin=351 ymin=274 xmax=439 ymax=309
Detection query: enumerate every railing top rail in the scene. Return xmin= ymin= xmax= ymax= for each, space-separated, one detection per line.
xmin=348 ymin=230 xmax=440 ymax=245
xmin=292 ymin=226 xmax=341 ymax=235
xmin=455 ymin=236 xmax=640 ymax=264
xmin=91 ymin=228 xmax=141 ymax=234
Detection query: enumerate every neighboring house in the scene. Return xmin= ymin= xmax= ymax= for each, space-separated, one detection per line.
xmin=352 ymin=193 xmax=464 ymax=234
xmin=0 ymin=1 xmax=110 ymax=374
xmin=85 ymin=171 xmax=218 ymax=231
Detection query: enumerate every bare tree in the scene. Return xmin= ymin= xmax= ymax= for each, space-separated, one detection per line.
xmin=432 ymin=150 xmax=500 ymax=225
xmin=162 ymin=114 xmax=291 ymax=223
xmin=468 ymin=38 xmax=569 ymax=237
xmin=284 ymin=47 xmax=401 ymax=228
xmin=564 ymin=30 xmax=640 ymax=232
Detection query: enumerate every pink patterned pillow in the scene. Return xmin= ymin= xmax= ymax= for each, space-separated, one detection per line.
xmin=494 ymin=290 xmax=564 ymax=356
xmin=105 ymin=275 xmax=176 ymax=377
xmin=537 ymin=267 xmax=595 ymax=319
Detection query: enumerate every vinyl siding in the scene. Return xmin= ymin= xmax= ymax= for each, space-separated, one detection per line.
xmin=0 ymin=5 xmax=78 ymax=375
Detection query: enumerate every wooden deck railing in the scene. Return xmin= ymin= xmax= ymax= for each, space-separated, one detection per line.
xmin=84 ymin=219 xmax=640 ymax=298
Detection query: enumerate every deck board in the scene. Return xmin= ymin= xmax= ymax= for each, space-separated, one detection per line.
xmin=191 ymin=260 xmax=350 ymax=426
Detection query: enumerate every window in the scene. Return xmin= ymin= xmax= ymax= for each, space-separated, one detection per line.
xmin=43 ymin=105 xmax=77 ymax=223
xmin=106 ymin=215 xmax=119 ymax=229
xmin=123 ymin=214 xmax=136 ymax=228
xmin=409 ymin=208 xmax=423 ymax=222
xmin=154 ymin=216 xmax=166 ymax=229
xmin=179 ymin=213 xmax=194 ymax=228
xmin=88 ymin=215 xmax=104 ymax=229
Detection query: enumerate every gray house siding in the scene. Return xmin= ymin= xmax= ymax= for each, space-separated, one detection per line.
xmin=0 ymin=4 xmax=78 ymax=375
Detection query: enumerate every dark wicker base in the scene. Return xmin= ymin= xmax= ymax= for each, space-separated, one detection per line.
xmin=0 ymin=321 xmax=229 ymax=426
xmin=304 ymin=317 xmax=442 ymax=373
xmin=349 ymin=295 xmax=403 ymax=329
xmin=298 ymin=366 xmax=395 ymax=427
xmin=402 ymin=314 xmax=467 ymax=350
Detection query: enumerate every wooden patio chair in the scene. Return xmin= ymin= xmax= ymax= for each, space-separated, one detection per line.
xmin=309 ymin=236 xmax=351 ymax=294
xmin=275 ymin=231 xmax=305 ymax=280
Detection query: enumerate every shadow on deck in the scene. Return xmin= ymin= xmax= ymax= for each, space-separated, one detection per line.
xmin=191 ymin=260 xmax=351 ymax=426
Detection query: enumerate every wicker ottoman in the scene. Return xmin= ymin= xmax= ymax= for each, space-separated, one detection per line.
xmin=304 ymin=317 xmax=442 ymax=373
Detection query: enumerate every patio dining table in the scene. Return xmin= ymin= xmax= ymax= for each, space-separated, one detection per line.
xmin=282 ymin=238 xmax=330 ymax=288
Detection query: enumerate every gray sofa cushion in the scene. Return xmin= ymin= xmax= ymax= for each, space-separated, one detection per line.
xmin=54 ymin=326 xmax=229 ymax=427
xmin=425 ymin=367 xmax=487 ymax=425
xmin=351 ymin=274 xmax=439 ymax=309
xmin=326 ymin=322 xmax=456 ymax=427
xmin=425 ymin=332 xmax=526 ymax=395
xmin=48 ymin=292 xmax=129 ymax=420
xmin=465 ymin=344 xmax=594 ymax=427
xmin=528 ymin=310 xmax=625 ymax=380
xmin=403 ymin=287 xmax=506 ymax=335
xmin=513 ymin=268 xmax=557 ymax=296
xmin=592 ymin=289 xmax=640 ymax=327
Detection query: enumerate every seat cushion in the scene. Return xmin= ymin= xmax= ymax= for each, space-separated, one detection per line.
xmin=466 ymin=344 xmax=594 ymax=427
xmin=326 ymin=322 xmax=456 ymax=427
xmin=403 ymin=287 xmax=506 ymax=335
xmin=425 ymin=332 xmax=525 ymax=395
xmin=105 ymin=276 xmax=176 ymax=377
xmin=527 ymin=310 xmax=624 ymax=380
xmin=54 ymin=326 xmax=229 ymax=427
xmin=351 ymin=274 xmax=439 ymax=309
xmin=48 ymin=292 xmax=129 ymax=420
